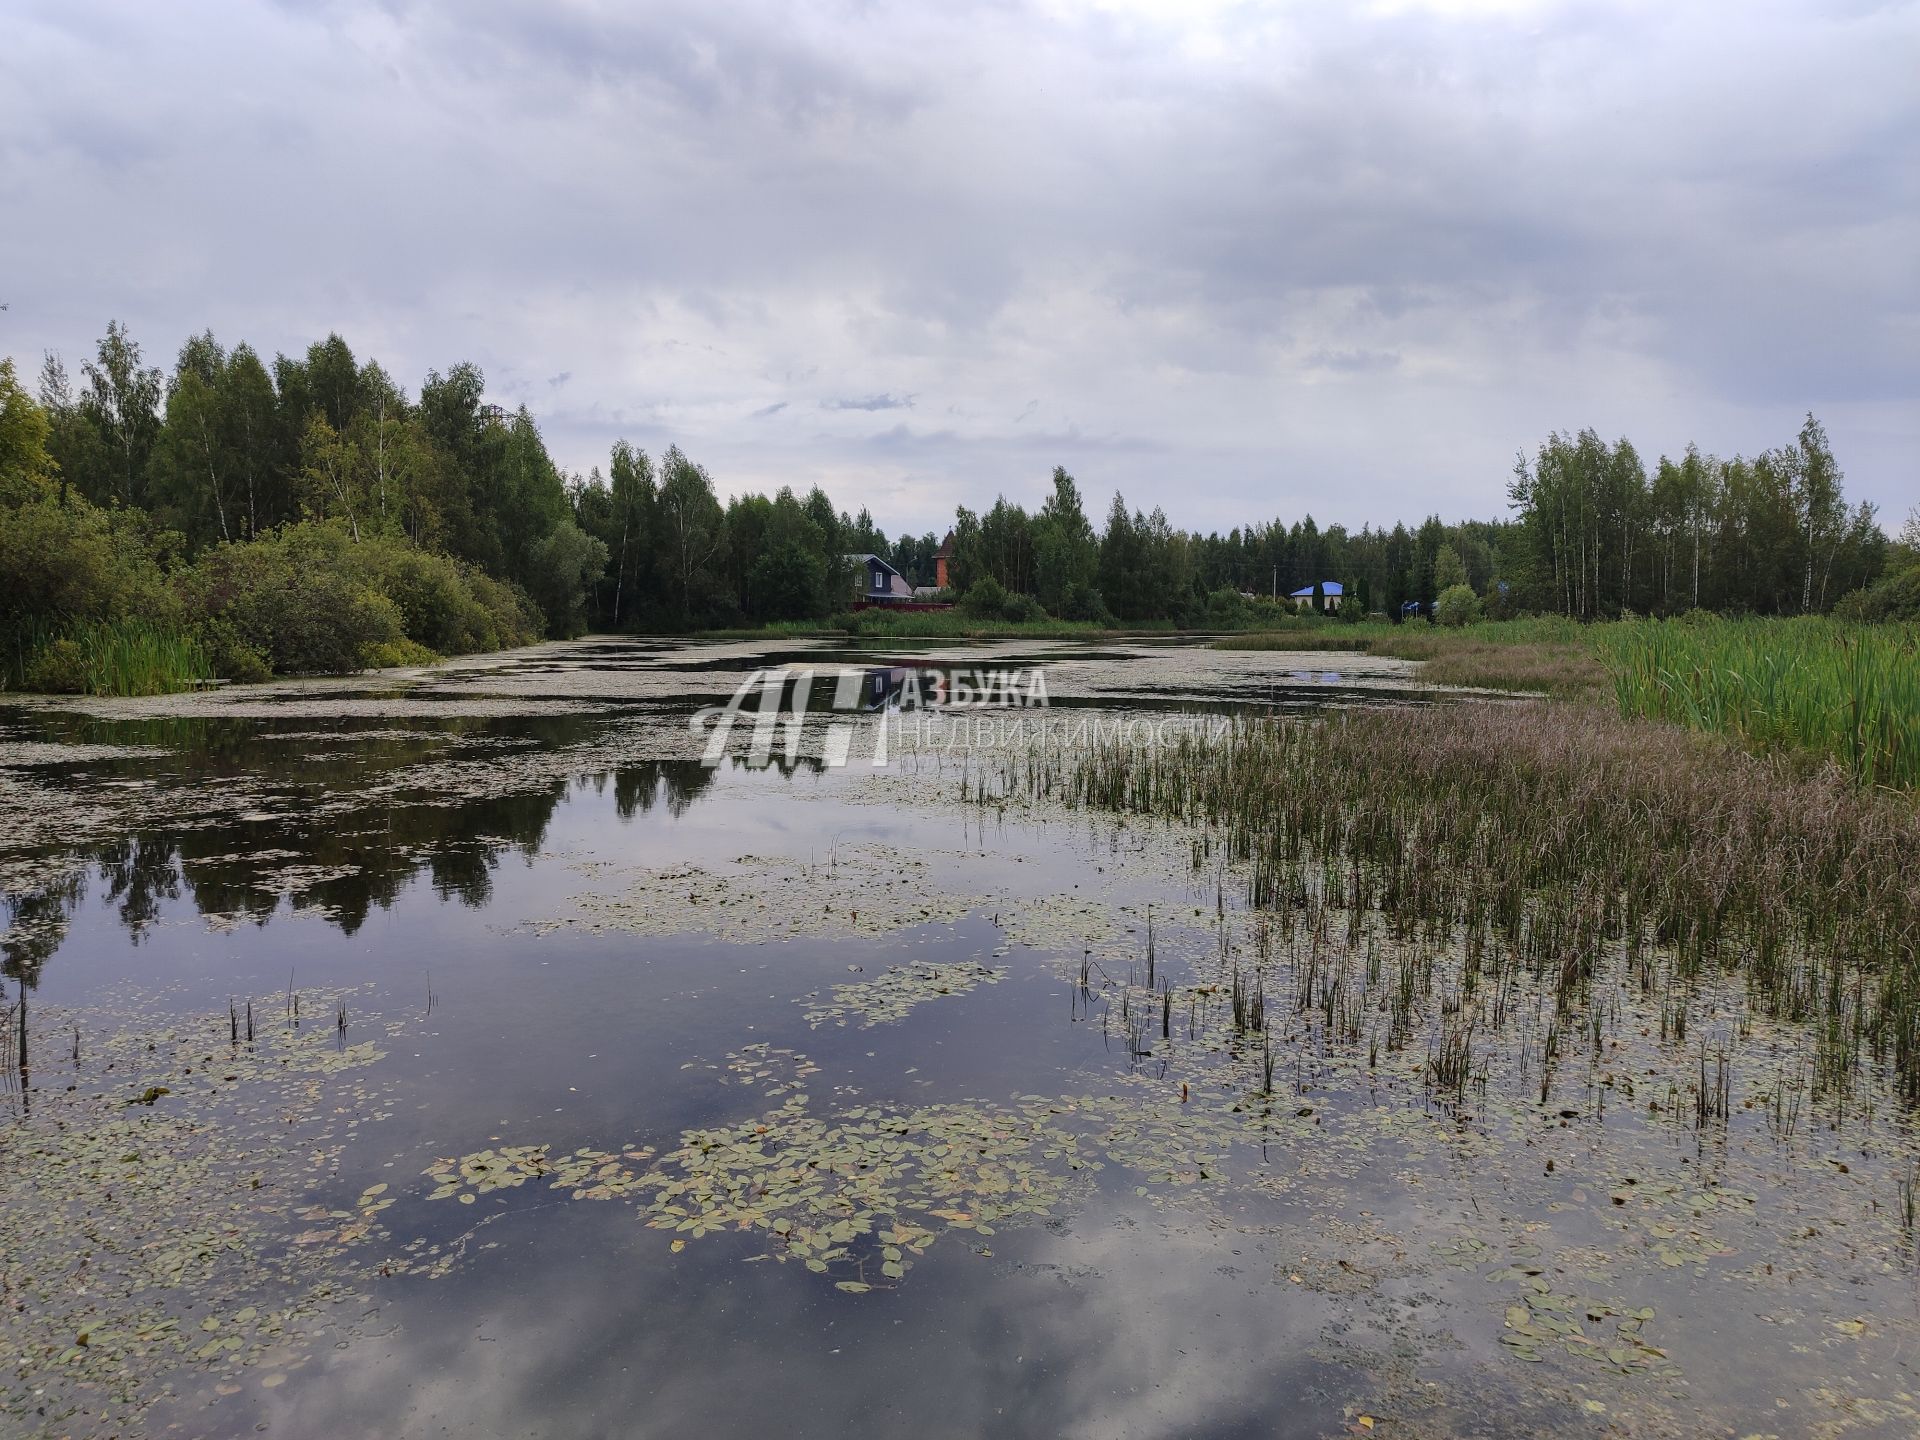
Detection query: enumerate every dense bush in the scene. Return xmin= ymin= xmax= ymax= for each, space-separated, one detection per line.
xmin=22 ymin=637 xmax=89 ymax=694
xmin=1833 ymin=566 xmax=1920 ymax=624
xmin=0 ymin=497 xmax=178 ymax=639
xmin=0 ymin=496 xmax=200 ymax=693
xmin=748 ymin=541 xmax=830 ymax=624
xmin=1058 ymin=579 xmax=1112 ymax=624
xmin=1204 ymin=586 xmax=1253 ymax=629
xmin=953 ymin=577 xmax=1047 ymax=623
xmin=195 ymin=559 xmax=400 ymax=675
xmin=361 ymin=637 xmax=442 ymax=669
xmin=195 ymin=618 xmax=271 ymax=684
xmin=352 ymin=539 xmax=541 ymax=654
xmin=182 ymin=523 xmax=541 ymax=676
xmin=1435 ymin=583 xmax=1483 ymax=626
xmin=0 ymin=462 xmax=540 ymax=690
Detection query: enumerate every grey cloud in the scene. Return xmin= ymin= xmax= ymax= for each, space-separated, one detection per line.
xmin=749 ymin=400 xmax=787 ymax=418
xmin=822 ymin=393 xmax=915 ymax=412
xmin=1306 ymin=350 xmax=1400 ymax=375
xmin=0 ymin=0 xmax=1912 ymax=535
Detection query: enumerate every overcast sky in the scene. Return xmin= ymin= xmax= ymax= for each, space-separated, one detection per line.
xmin=3 ymin=0 xmax=1914 ymax=538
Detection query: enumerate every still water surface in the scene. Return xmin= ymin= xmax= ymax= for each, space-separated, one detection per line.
xmin=2 ymin=638 xmax=1916 ymax=1439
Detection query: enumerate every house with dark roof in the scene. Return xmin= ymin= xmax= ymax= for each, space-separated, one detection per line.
xmin=847 ymin=553 xmax=914 ymax=604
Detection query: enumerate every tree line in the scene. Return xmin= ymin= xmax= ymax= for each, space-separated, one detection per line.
xmin=2 ymin=319 xmax=1912 ymax=687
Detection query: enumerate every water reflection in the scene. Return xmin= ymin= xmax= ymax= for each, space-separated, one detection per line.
xmin=0 ymin=642 xmax=1430 ymax=995
xmin=1 ymin=758 xmax=724 ymax=987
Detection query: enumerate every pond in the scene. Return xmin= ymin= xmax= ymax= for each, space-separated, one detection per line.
xmin=2 ymin=637 xmax=1916 ymax=1439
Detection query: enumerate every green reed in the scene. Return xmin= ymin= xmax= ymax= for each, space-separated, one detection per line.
xmin=7 ymin=617 xmax=213 ymax=697
xmin=1597 ymin=618 xmax=1920 ymax=790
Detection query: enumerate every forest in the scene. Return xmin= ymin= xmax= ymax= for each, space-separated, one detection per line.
xmin=1 ymin=321 xmax=1914 ymax=691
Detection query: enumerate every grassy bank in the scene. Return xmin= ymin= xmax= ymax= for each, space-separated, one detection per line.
xmin=1218 ymin=615 xmax=1920 ymax=786
xmin=1214 ymin=616 xmax=1605 ymax=696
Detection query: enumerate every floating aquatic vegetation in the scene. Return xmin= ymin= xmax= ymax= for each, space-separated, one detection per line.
xmin=418 ymin=1142 xmax=696 ymax=1209
xmin=995 ymin=892 xmax=1149 ymax=959
xmin=1486 ymin=1262 xmax=1673 ymax=1374
xmin=426 ymin=1144 xmax=561 ymax=1202
xmin=550 ymin=849 xmax=984 ymax=944
xmin=801 ymin=961 xmax=1004 ymax=1028
xmin=1599 ymin=1175 xmax=1751 ymax=1272
xmin=424 ymin=1094 xmax=1093 ymax=1286
xmin=0 ymin=996 xmax=408 ymax=1435
xmin=0 ymin=740 xmax=164 ymax=767
xmin=636 ymin=1096 xmax=1083 ymax=1282
xmin=412 ymin=1079 xmax=1400 ymax=1292
xmin=712 ymin=1043 xmax=822 ymax=1097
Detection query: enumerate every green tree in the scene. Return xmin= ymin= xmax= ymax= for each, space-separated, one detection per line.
xmin=1784 ymin=413 xmax=1849 ymax=613
xmin=350 ymin=360 xmax=410 ymax=536
xmin=750 ymin=540 xmax=829 ymax=621
xmin=0 ymin=358 xmax=54 ymax=506
xmin=526 ymin=521 xmax=610 ymax=637
xmin=296 ymin=413 xmax=365 ymax=540
xmin=497 ymin=408 xmax=570 ymax=585
xmin=601 ymin=441 xmax=658 ymax=627
xmin=1033 ymin=466 xmax=1096 ymax=614
xmin=978 ymin=496 xmax=1035 ymax=596
xmin=149 ymin=332 xmax=241 ymax=545
xmin=415 ymin=363 xmax=500 ymax=570
xmin=656 ymin=445 xmax=728 ymax=626
xmin=1099 ymin=494 xmax=1146 ymax=619
xmin=70 ymin=321 xmax=163 ymax=508
xmin=947 ymin=506 xmax=984 ymax=594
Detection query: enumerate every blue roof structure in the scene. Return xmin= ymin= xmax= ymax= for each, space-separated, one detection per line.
xmin=1288 ymin=580 xmax=1344 ymax=599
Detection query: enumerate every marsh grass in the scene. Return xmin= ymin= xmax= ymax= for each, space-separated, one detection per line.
xmin=1024 ymin=703 xmax=1920 ymax=1104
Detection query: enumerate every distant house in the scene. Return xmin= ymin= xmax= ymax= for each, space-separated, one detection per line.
xmin=934 ymin=530 xmax=956 ymax=591
xmin=847 ymin=553 xmax=914 ymax=604
xmin=1289 ymin=580 xmax=1344 ymax=613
